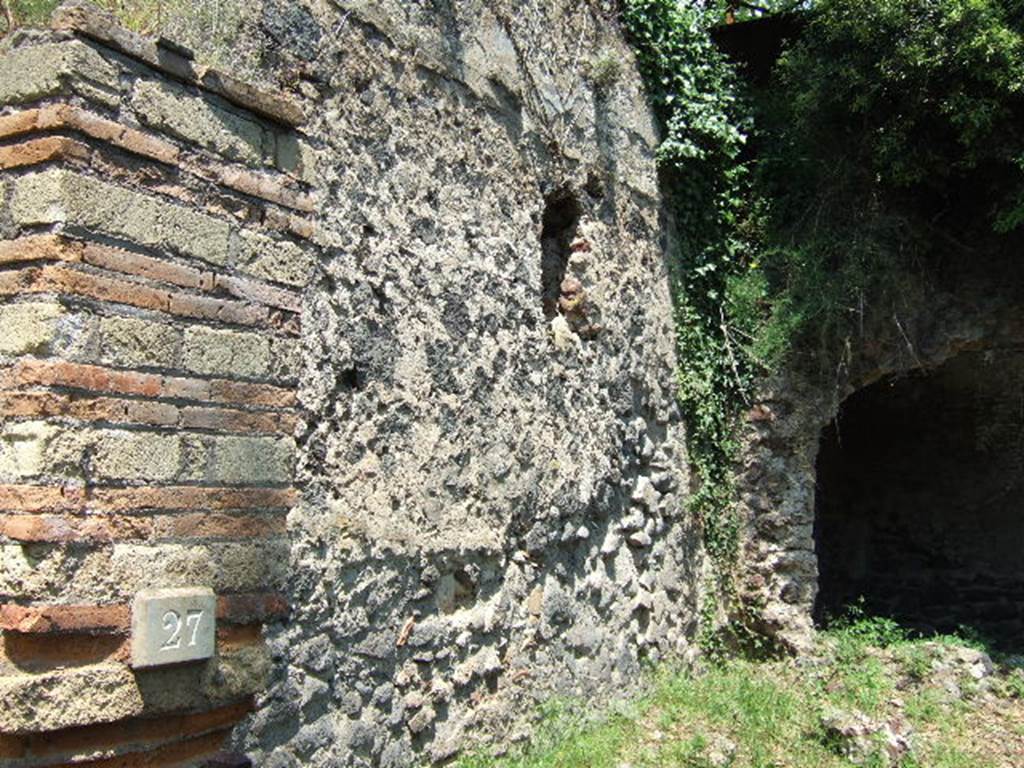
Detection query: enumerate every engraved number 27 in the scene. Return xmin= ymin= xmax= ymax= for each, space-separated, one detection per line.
xmin=160 ymin=609 xmax=205 ymax=651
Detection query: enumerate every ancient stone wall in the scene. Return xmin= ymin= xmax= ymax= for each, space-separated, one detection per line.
xmin=14 ymin=2 xmax=1021 ymax=764
xmin=0 ymin=2 xmax=701 ymax=766
xmin=737 ymin=277 xmax=1024 ymax=651
xmin=239 ymin=1 xmax=699 ymax=765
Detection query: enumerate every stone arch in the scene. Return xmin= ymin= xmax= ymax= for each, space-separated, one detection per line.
xmin=737 ymin=295 xmax=1024 ymax=650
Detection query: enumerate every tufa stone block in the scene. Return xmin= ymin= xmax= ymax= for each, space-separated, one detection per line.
xmin=88 ymin=428 xmax=185 ymax=482
xmin=0 ymin=40 xmax=120 ymax=105
xmin=132 ymin=79 xmax=269 ymax=166
xmin=0 ymin=421 xmax=60 ymax=480
xmin=210 ymin=435 xmax=295 ymax=485
xmin=236 ymin=229 xmax=317 ymax=288
xmin=0 ymin=664 xmax=143 ymax=733
xmin=11 ymin=170 xmax=232 ymax=267
xmin=0 ymin=422 xmax=187 ymax=482
xmin=98 ymin=315 xmax=182 ymax=369
xmin=131 ymin=587 xmax=216 ymax=669
xmin=0 ymin=301 xmax=65 ymax=355
xmin=182 ymin=326 xmax=271 ymax=380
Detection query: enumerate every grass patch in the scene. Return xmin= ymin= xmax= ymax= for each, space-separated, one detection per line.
xmin=4 ymin=0 xmax=164 ymax=32
xmin=459 ymin=618 xmax=1024 ymax=768
xmin=456 ymin=700 xmax=637 ymax=768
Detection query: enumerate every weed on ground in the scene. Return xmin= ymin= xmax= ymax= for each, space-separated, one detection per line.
xmin=459 ymin=615 xmax=1024 ymax=768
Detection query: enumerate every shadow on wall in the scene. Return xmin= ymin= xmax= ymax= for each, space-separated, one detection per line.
xmin=813 ymin=350 xmax=1024 ymax=649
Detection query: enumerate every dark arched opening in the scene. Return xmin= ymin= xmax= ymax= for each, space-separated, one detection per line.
xmin=813 ymin=350 xmax=1024 ymax=648
xmin=540 ymin=189 xmax=581 ymax=319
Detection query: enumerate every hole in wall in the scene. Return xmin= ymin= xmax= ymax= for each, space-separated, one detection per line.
xmin=585 ymin=171 xmax=606 ymax=200
xmin=540 ymin=189 xmax=581 ymax=319
xmin=340 ymin=367 xmax=362 ymax=391
xmin=435 ymin=568 xmax=478 ymax=615
xmin=812 ymin=350 xmax=1024 ymax=649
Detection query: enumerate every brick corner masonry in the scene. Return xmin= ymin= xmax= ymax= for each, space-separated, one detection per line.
xmin=0 ymin=3 xmax=315 ymax=765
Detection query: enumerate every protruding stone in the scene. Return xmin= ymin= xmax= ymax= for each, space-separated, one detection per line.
xmin=600 ymin=531 xmax=622 ymax=555
xmin=407 ymin=705 xmax=436 ymax=734
xmin=632 ymin=476 xmax=661 ymax=510
xmin=628 ymin=531 xmax=652 ymax=548
xmin=620 ymin=509 xmax=646 ymax=532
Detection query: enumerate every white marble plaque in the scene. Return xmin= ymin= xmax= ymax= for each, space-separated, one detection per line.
xmin=131 ymin=587 xmax=216 ymax=669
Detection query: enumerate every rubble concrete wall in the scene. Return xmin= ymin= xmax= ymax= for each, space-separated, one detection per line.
xmin=0 ymin=2 xmax=702 ymax=766
xmin=240 ymin=1 xmax=701 ymax=765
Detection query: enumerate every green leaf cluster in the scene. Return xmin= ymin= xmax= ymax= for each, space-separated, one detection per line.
xmin=622 ymin=0 xmax=757 ymax=578
xmin=782 ymin=0 xmax=1024 ymax=194
xmin=750 ymin=0 xmax=1024 ymax=356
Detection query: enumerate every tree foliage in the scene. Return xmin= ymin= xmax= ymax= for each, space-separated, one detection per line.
xmin=621 ymin=0 xmax=1024 ymax=638
xmin=782 ymin=0 xmax=1024 ymax=197
xmin=749 ymin=0 xmax=1024 ymax=359
xmin=702 ymin=0 xmax=811 ymax=23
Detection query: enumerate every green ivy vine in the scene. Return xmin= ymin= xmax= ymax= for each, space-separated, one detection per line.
xmin=621 ymin=0 xmax=756 ymax=565
xmin=620 ymin=0 xmax=763 ymax=655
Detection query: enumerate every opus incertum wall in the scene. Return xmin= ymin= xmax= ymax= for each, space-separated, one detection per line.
xmin=1 ymin=1 xmax=701 ymax=765
xmin=0 ymin=3 xmax=317 ymax=763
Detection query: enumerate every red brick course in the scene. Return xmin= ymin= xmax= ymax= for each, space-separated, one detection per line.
xmin=153 ymin=512 xmax=287 ymax=540
xmin=0 ymin=511 xmax=287 ymax=543
xmin=84 ymin=241 xmax=210 ymax=290
xmin=0 ymin=360 xmax=298 ymax=409
xmin=0 ymin=485 xmax=297 ymax=514
xmin=206 ymin=378 xmax=298 ymax=408
xmin=3 ymin=630 xmax=128 ymax=670
xmin=0 ymin=109 xmax=43 ymax=138
xmin=0 ymin=104 xmax=316 ymax=213
xmin=0 ymin=105 xmax=180 ymax=165
xmin=0 ymin=236 xmax=303 ymax=314
xmin=0 ymin=604 xmax=130 ymax=634
xmin=0 ymin=391 xmax=179 ymax=426
xmin=0 ymin=593 xmax=288 ymax=634
xmin=63 ymin=728 xmax=231 ymax=768
xmin=11 ymin=701 xmax=254 ymax=763
xmin=0 ymin=263 xmax=291 ymax=330
xmin=0 ymin=235 xmax=77 ymax=265
xmin=217 ymin=623 xmax=262 ymax=648
xmin=212 ymin=165 xmax=315 ymax=213
xmin=0 ymin=734 xmax=25 ymax=760
xmin=0 ymin=514 xmax=153 ymax=543
xmin=0 ymin=360 xmax=161 ymax=399
xmin=216 ymin=592 xmax=290 ymax=624
xmin=0 ymin=136 xmax=91 ymax=169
